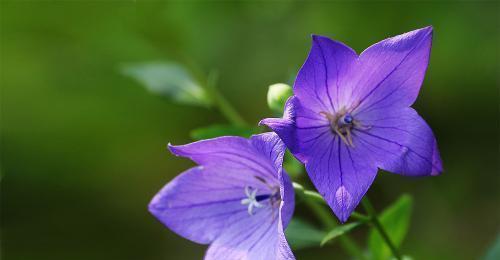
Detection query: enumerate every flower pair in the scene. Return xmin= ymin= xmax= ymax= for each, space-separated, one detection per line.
xmin=149 ymin=26 xmax=442 ymax=260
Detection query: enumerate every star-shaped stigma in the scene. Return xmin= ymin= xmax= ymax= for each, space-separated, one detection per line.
xmin=241 ymin=186 xmax=264 ymax=215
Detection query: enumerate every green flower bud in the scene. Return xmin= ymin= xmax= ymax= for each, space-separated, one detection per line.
xmin=267 ymin=83 xmax=293 ymax=114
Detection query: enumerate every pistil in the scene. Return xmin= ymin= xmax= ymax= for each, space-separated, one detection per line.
xmin=241 ymin=184 xmax=281 ymax=216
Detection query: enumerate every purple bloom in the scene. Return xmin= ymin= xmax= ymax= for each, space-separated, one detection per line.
xmin=149 ymin=133 xmax=295 ymax=259
xmin=261 ymin=27 xmax=443 ymax=223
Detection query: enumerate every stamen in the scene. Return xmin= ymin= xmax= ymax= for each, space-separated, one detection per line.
xmin=345 ymin=128 xmax=354 ymax=147
xmin=241 ymin=186 xmax=263 ymax=215
xmin=320 ymin=110 xmax=358 ymax=147
xmin=241 ymin=185 xmax=281 ymax=216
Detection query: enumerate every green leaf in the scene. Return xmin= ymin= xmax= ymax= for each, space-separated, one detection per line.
xmin=121 ymin=61 xmax=211 ymax=106
xmin=285 ymin=218 xmax=326 ymax=250
xmin=321 ymin=221 xmax=364 ymax=246
xmin=368 ymin=194 xmax=413 ymax=260
xmin=190 ymin=124 xmax=257 ymax=140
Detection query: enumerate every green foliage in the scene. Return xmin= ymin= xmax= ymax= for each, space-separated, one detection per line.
xmin=283 ymin=151 xmax=303 ymax=178
xmin=267 ymin=83 xmax=293 ymax=115
xmin=190 ymin=124 xmax=257 ymax=140
xmin=121 ymin=62 xmax=211 ymax=107
xmin=368 ymin=194 xmax=413 ymax=260
xmin=285 ymin=218 xmax=326 ymax=250
xmin=321 ymin=221 xmax=364 ymax=246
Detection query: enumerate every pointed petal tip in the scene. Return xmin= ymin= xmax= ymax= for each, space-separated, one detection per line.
xmin=167 ymin=142 xmax=191 ymax=158
xmin=309 ymin=34 xmax=359 ymax=57
xmin=431 ymin=163 xmax=443 ymax=176
xmin=147 ymin=192 xmax=163 ymax=217
xmin=258 ymin=118 xmax=268 ymax=126
xmin=259 ymin=117 xmax=282 ymax=129
xmin=311 ymin=34 xmax=326 ymax=41
xmin=167 ymin=142 xmax=180 ymax=155
xmin=422 ymin=25 xmax=433 ymax=37
xmin=410 ymin=25 xmax=433 ymax=39
xmin=331 ymin=208 xmax=350 ymax=224
xmin=430 ymin=140 xmax=443 ymax=176
xmin=431 ymin=170 xmax=441 ymax=176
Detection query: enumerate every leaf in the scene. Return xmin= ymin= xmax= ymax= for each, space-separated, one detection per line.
xmin=368 ymin=194 xmax=413 ymax=260
xmin=321 ymin=221 xmax=364 ymax=246
xmin=285 ymin=218 xmax=326 ymax=250
xmin=120 ymin=61 xmax=211 ymax=106
xmin=190 ymin=124 xmax=257 ymax=140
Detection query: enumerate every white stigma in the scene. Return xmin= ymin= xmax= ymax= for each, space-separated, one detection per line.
xmin=241 ymin=186 xmax=263 ymax=215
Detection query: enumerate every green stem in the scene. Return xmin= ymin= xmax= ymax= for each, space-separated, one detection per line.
xmin=293 ymin=183 xmax=367 ymax=260
xmin=205 ymin=71 xmax=247 ymax=126
xmin=362 ymin=197 xmax=402 ymax=260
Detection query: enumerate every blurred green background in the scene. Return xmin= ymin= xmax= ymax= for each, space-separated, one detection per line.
xmin=1 ymin=1 xmax=499 ymax=259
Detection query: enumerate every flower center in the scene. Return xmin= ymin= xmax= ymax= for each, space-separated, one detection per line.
xmin=320 ymin=110 xmax=357 ymax=147
xmin=241 ymin=185 xmax=280 ymax=216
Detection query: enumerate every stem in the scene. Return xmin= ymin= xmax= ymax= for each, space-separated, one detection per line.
xmin=361 ymin=197 xmax=402 ymax=260
xmin=205 ymin=71 xmax=247 ymax=126
xmin=293 ymin=183 xmax=367 ymax=260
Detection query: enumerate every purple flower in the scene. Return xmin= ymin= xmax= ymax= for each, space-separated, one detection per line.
xmin=261 ymin=27 xmax=443 ymax=223
xmin=149 ymin=133 xmax=295 ymax=259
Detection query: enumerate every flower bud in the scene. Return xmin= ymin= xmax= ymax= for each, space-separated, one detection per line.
xmin=267 ymin=83 xmax=293 ymax=114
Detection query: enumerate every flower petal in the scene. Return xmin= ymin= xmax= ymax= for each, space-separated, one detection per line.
xmin=168 ymin=135 xmax=278 ymax=184
xmin=260 ymin=96 xmax=331 ymax=164
xmin=204 ymin=173 xmax=295 ymax=260
xmin=279 ymin=167 xmax=295 ymax=227
xmin=259 ymin=97 xmax=300 ymax=161
xmin=351 ymin=26 xmax=433 ymax=114
xmin=251 ymin=132 xmax=295 ymax=226
xmin=149 ymin=166 xmax=256 ymax=244
xmin=250 ymin=132 xmax=286 ymax=175
xmin=205 ymin=185 xmax=295 ymax=260
xmin=158 ymin=133 xmax=295 ymax=258
xmin=305 ymin=136 xmax=378 ymax=223
xmin=294 ymin=35 xmax=358 ymax=113
xmin=355 ymin=107 xmax=443 ymax=176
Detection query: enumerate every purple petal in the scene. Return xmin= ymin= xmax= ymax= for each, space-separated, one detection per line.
xmin=305 ymin=136 xmax=378 ymax=223
xmin=277 ymin=208 xmax=295 ymax=259
xmin=251 ymin=132 xmax=295 ymax=226
xmin=204 ymin=208 xmax=290 ymax=260
xmin=149 ymin=166 xmax=256 ymax=244
xmin=294 ymin=35 xmax=358 ymax=113
xmin=156 ymin=133 xmax=295 ymax=259
xmin=202 ymin=133 xmax=295 ymax=259
xmin=205 ymin=182 xmax=294 ymax=260
xmin=260 ymin=96 xmax=331 ymax=164
xmin=351 ymin=26 xmax=433 ymax=113
xmin=355 ymin=107 xmax=443 ymax=176
xmin=260 ymin=97 xmax=301 ymax=162
xmin=250 ymin=132 xmax=286 ymax=175
xmin=168 ymin=136 xmax=278 ymax=184
xmin=279 ymin=168 xmax=295 ymax=227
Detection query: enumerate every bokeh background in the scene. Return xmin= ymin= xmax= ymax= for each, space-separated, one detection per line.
xmin=1 ymin=1 xmax=499 ymax=260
